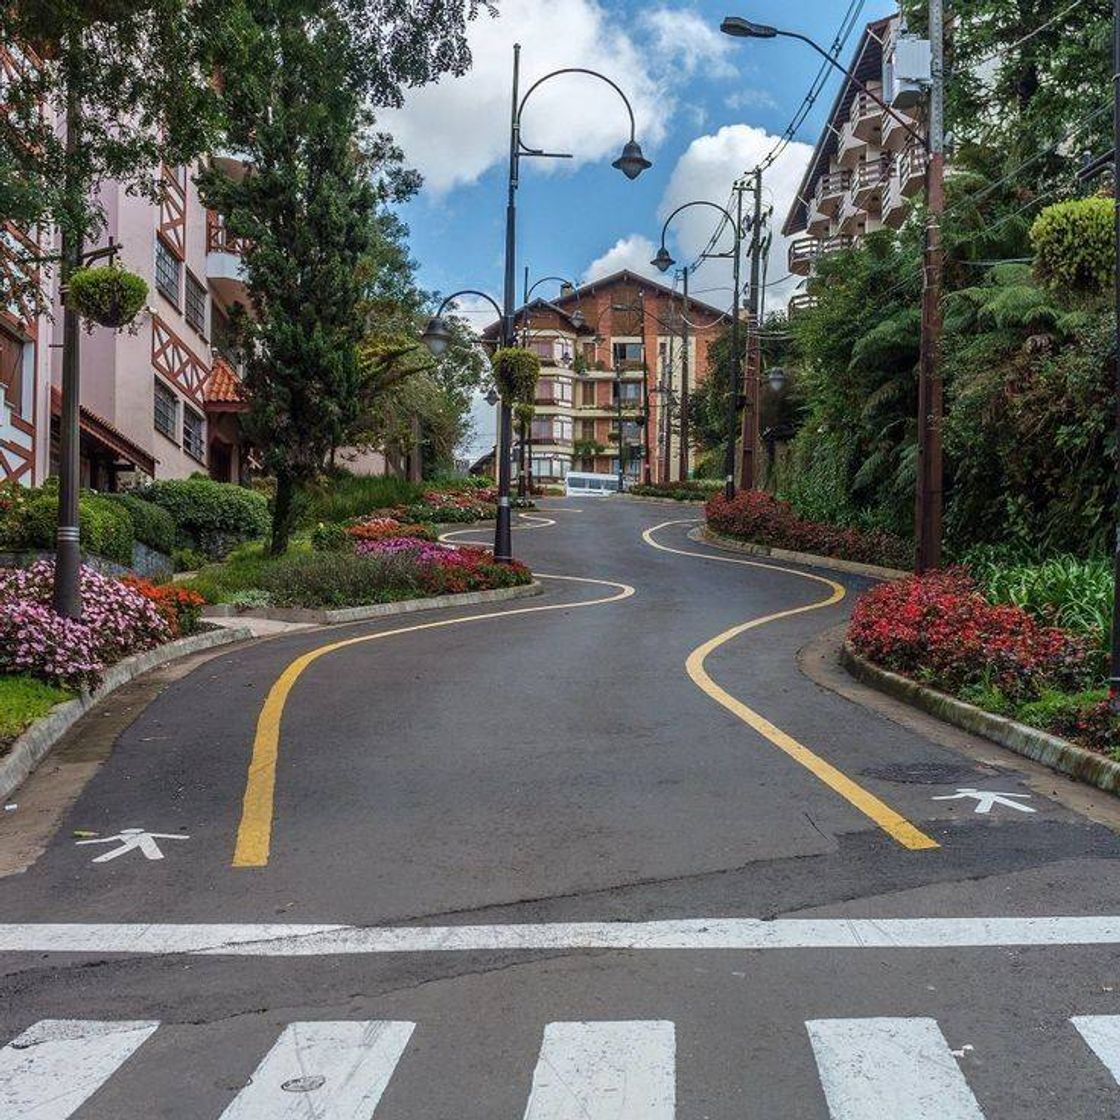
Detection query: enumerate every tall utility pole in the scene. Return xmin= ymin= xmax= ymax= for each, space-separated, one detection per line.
xmin=1109 ymin=0 xmax=1120 ymax=711
xmin=738 ymin=167 xmax=763 ymax=490
xmin=722 ymin=184 xmax=744 ymax=498
xmin=677 ymin=267 xmax=691 ymax=482
xmin=915 ymin=0 xmax=945 ymax=572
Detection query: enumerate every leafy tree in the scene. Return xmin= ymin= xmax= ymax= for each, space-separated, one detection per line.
xmin=1 ymin=1 xmax=221 ymax=249
xmin=199 ymin=0 xmax=486 ymax=553
xmin=902 ymin=0 xmax=1112 ymax=188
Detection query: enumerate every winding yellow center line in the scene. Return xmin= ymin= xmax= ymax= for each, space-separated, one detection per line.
xmin=643 ymin=520 xmax=939 ymax=852
xmin=233 ymin=573 xmax=635 ymax=868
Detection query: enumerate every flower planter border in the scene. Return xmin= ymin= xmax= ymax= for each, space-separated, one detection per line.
xmin=840 ymin=641 xmax=1120 ymax=796
xmin=202 ymin=579 xmax=543 ymax=626
xmin=699 ymin=526 xmax=909 ymax=582
xmin=0 ymin=625 xmax=253 ymax=801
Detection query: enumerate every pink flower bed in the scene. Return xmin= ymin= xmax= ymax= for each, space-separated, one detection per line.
xmin=0 ymin=560 xmax=170 ymax=690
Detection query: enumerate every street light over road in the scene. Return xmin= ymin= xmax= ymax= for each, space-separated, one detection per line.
xmin=500 ymin=44 xmax=650 ymax=558
xmin=652 ymin=198 xmax=742 ymax=500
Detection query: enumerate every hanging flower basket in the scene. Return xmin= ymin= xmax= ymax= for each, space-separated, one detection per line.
xmin=67 ymin=265 xmax=148 ymax=329
xmin=491 ymin=347 xmax=540 ymax=405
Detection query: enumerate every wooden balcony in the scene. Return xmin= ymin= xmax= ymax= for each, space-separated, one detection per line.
xmin=206 ymin=211 xmax=249 ymax=305
xmin=788 ymin=235 xmax=853 ymax=276
xmin=851 ymin=156 xmax=891 ymax=208
xmin=850 ymin=87 xmax=884 ymax=145
xmin=787 ymin=292 xmax=818 ymax=319
xmin=813 ymin=170 xmax=851 ymax=217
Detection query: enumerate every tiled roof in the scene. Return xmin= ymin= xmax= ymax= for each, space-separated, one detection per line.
xmin=203 ymin=358 xmax=246 ymax=408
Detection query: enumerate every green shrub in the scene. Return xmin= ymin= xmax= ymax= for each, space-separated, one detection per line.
xmin=228 ymin=589 xmax=274 ymax=609
xmin=171 ymin=546 xmax=207 ymax=572
xmin=967 ymin=550 xmax=1112 ymax=646
xmin=107 ymin=493 xmax=176 ymax=555
xmin=310 ymin=522 xmax=350 ymax=552
xmin=138 ymin=478 xmax=269 ymax=558
xmin=2 ymin=482 xmax=134 ymax=564
xmin=181 ymin=539 xmax=290 ymax=603
xmin=305 ymin=474 xmax=423 ymax=524
xmin=260 ymin=551 xmax=420 ymax=608
xmin=630 ymin=481 xmax=721 ymax=501
xmin=1030 ymin=197 xmax=1114 ymax=297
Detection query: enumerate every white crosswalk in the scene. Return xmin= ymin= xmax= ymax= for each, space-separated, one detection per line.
xmin=0 ymin=1014 xmax=1117 ymax=1117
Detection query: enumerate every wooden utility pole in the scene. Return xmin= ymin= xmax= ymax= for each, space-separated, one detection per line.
xmin=915 ymin=0 xmax=945 ymax=572
xmin=738 ymin=168 xmax=763 ymax=490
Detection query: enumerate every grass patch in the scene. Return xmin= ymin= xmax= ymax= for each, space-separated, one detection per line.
xmin=305 ymin=475 xmax=423 ymax=525
xmin=0 ymin=675 xmax=74 ymax=748
xmin=1014 ymin=688 xmax=1109 ymax=731
xmin=181 ymin=537 xmax=311 ymax=603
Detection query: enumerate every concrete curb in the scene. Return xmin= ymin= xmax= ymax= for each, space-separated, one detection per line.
xmin=624 ymin=494 xmax=709 ymax=506
xmin=0 ymin=625 xmax=253 ymax=802
xmin=202 ymin=580 xmax=543 ymax=626
xmin=699 ymin=527 xmax=909 ymax=582
xmin=840 ymin=641 xmax=1120 ymax=796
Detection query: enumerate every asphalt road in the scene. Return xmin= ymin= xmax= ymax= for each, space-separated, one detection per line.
xmin=3 ymin=497 xmax=1120 ymax=1118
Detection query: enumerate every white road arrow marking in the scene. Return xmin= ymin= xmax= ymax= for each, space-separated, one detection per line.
xmin=75 ymin=828 xmax=189 ymax=863
xmin=931 ymin=788 xmax=1036 ymax=814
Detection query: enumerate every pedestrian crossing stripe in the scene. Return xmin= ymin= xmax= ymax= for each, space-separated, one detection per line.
xmin=2 ymin=1015 xmax=1119 ymax=1118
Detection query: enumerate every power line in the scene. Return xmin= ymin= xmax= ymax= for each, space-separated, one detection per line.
xmin=972 ymin=0 xmax=1089 ymax=66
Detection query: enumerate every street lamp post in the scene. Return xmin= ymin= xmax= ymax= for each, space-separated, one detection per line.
xmin=421 ymin=288 xmax=507 ymax=533
xmin=501 ymin=44 xmax=651 ymax=556
xmin=721 ymin=13 xmax=939 ymax=568
xmin=652 ymin=198 xmax=742 ymax=500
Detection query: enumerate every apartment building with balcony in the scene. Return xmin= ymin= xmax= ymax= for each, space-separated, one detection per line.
xmin=481 ymin=270 xmax=726 ymax=485
xmin=783 ymin=15 xmax=930 ymax=309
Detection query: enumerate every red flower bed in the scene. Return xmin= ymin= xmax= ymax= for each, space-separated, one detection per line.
xmin=121 ymin=576 xmax=205 ymax=638
xmin=848 ymin=569 xmax=1093 ymax=701
xmin=706 ymin=490 xmax=912 ymax=569
xmin=346 ymin=517 xmax=436 ymax=543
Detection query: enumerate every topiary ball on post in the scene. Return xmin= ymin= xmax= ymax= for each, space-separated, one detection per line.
xmin=1030 ymin=197 xmax=1115 ymax=299
xmin=67 ymin=265 xmax=149 ymax=329
xmin=491 ymin=347 xmax=541 ymax=405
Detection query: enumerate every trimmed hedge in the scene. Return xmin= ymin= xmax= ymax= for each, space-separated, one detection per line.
xmin=137 ymin=477 xmax=269 ymax=559
xmin=630 ymin=480 xmax=722 ymax=501
xmin=106 ymin=492 xmax=176 ymax=555
xmin=0 ymin=483 xmax=134 ymax=565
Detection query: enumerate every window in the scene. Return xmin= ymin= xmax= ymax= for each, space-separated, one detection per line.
xmin=183 ymin=405 xmax=206 ymax=462
xmin=0 ymin=327 xmax=25 ymax=416
xmin=155 ymin=237 xmax=181 ymax=306
xmin=211 ymin=303 xmax=238 ymax=364
xmin=529 ymin=338 xmax=553 ymax=361
xmin=615 ymin=380 xmax=642 ymax=403
xmin=580 ymin=382 xmax=597 ymax=407
xmin=154 ymin=379 xmax=178 ymax=441
xmin=185 ymin=272 xmax=207 ymax=336
xmin=612 ymin=341 xmax=643 ymax=367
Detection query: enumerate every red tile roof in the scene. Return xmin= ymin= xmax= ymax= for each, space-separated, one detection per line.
xmin=204 ymin=358 xmax=247 ymax=410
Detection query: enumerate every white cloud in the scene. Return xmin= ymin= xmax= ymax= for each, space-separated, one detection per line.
xmin=582 ymin=234 xmax=662 ymax=285
xmin=724 ymin=88 xmax=778 ymax=112
xmin=579 ymin=125 xmax=814 ymax=311
xmin=638 ymin=7 xmax=738 ymax=80
xmin=381 ymin=0 xmax=670 ymax=194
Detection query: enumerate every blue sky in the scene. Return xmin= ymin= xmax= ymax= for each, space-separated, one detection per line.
xmin=378 ymin=0 xmax=895 ymax=452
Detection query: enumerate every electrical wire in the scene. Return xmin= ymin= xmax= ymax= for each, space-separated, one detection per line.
xmin=680 ymin=0 xmax=869 ymax=276
xmin=972 ymin=0 xmax=1089 ymax=66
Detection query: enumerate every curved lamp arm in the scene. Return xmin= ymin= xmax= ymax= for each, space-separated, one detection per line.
xmin=518 ymin=67 xmax=638 ymax=155
xmin=434 ymin=289 xmax=503 ymax=320
xmin=658 ymin=199 xmax=737 ymax=251
xmin=524 ymin=275 xmax=577 ymax=303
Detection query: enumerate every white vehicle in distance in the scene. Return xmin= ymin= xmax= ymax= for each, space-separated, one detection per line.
xmin=566 ymin=471 xmax=623 ymax=497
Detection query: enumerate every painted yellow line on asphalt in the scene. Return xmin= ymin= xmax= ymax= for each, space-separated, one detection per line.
xmin=233 ymin=574 xmax=635 ymax=868
xmin=439 ymin=511 xmax=557 ymax=543
xmin=643 ymin=520 xmax=939 ymax=852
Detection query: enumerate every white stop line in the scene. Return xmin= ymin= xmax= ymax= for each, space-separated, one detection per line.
xmin=1 ymin=916 xmax=1120 ymax=956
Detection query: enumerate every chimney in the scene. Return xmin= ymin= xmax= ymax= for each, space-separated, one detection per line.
xmin=560 ymin=282 xmax=575 ymax=297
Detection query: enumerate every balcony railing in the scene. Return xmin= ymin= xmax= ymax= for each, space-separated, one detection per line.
xmin=897 ymin=145 xmax=927 ymax=194
xmin=787 ymin=292 xmax=818 ymax=318
xmin=206 ymin=211 xmax=250 ymax=257
xmin=814 ymin=169 xmax=851 ymax=216
xmin=788 ymin=235 xmax=853 ymax=276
